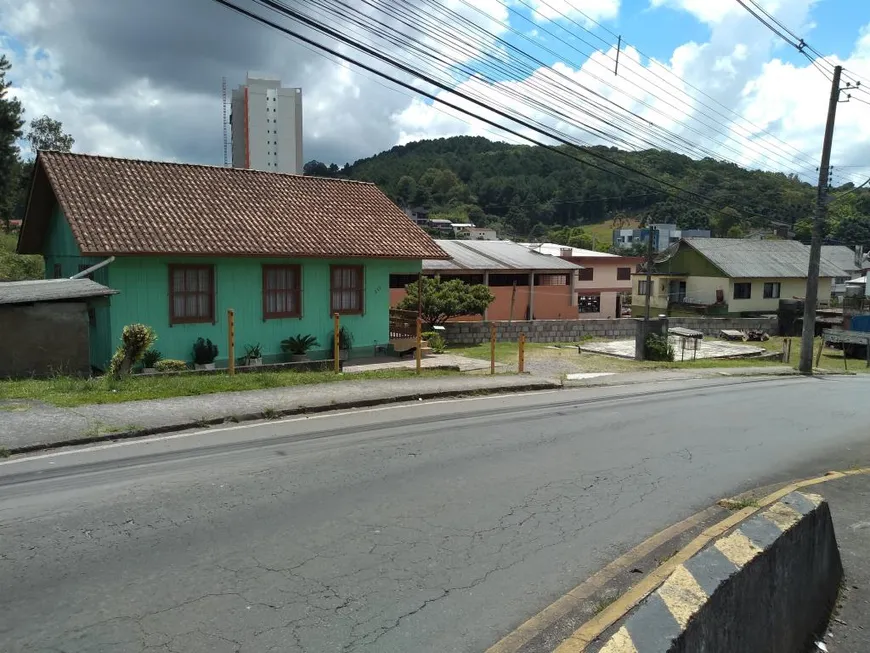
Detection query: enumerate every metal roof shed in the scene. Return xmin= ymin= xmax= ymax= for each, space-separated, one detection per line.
xmin=423 ymin=240 xmax=583 ymax=272
xmin=0 ymin=279 xmax=119 ymax=378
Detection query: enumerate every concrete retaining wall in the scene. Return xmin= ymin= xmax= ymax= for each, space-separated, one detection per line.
xmin=444 ymin=316 xmax=779 ymax=345
xmin=598 ymin=491 xmax=842 ymax=653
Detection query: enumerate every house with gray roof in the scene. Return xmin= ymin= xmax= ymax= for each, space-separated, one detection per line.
xmin=630 ymin=238 xmax=842 ymax=316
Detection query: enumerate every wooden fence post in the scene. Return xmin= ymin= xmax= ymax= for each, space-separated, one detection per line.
xmin=490 ymin=323 xmax=497 ymax=375
xmin=334 ymin=312 xmax=340 ymax=373
xmin=416 ymin=317 xmax=422 ymax=375
xmin=518 ymin=332 xmax=525 ymax=373
xmin=227 ymin=309 xmax=235 ymax=376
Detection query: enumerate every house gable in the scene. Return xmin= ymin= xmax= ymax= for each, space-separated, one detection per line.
xmin=657 ymin=242 xmax=728 ymax=278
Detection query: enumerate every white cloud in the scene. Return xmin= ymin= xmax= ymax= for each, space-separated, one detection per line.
xmin=648 ymin=0 xmax=742 ymax=24
xmin=521 ymin=0 xmax=620 ymax=24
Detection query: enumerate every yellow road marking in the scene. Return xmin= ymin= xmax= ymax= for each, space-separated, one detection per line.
xmin=598 ymin=627 xmax=637 ymax=653
xmin=763 ymin=502 xmax=803 ymax=532
xmin=656 ymin=564 xmax=708 ymax=628
xmin=483 ymin=506 xmax=719 ymax=653
xmin=489 ymin=467 xmax=870 ymax=653
xmin=714 ymin=530 xmax=762 ymax=567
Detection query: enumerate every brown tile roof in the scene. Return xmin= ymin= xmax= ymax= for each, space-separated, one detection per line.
xmin=18 ymin=152 xmax=448 ymax=260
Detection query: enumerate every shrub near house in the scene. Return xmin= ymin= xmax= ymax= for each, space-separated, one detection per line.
xmin=17 ymin=152 xmax=449 ymax=371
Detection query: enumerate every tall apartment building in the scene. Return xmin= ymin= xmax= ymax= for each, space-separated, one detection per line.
xmin=230 ymin=74 xmax=303 ymax=174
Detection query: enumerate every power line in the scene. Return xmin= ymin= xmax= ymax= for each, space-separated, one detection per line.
xmin=213 ymin=0 xmax=777 ymax=223
xmin=496 ymin=0 xmax=837 ymax=180
xmin=538 ymin=0 xmax=868 ymax=184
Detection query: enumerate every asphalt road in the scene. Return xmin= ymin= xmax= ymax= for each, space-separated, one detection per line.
xmin=2 ymin=376 xmax=870 ymax=653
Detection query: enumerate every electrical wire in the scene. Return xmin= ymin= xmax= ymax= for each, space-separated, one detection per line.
xmin=212 ymin=0 xmax=782 ymax=224
xmin=538 ymin=0 xmax=869 ymax=184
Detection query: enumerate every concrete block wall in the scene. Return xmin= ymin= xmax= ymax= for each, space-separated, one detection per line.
xmin=443 ymin=317 xmax=778 ymax=345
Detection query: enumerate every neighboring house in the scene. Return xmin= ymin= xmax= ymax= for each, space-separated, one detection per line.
xmin=612 ymin=223 xmax=711 ymax=252
xmin=820 ymin=245 xmax=865 ymax=297
xmin=17 ymin=152 xmax=447 ymax=371
xmin=521 ymin=243 xmax=642 ymax=318
xmin=0 ymin=278 xmax=118 ymax=377
xmin=402 ymin=206 xmax=429 ymax=225
xmin=631 ymin=238 xmax=842 ymax=317
xmin=453 ymin=225 xmax=498 ymax=241
xmin=389 ymin=240 xmax=581 ymax=320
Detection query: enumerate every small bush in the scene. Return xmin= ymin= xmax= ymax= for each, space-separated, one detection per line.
xmin=154 ymin=359 xmax=188 ymax=372
xmin=108 ymin=324 xmax=157 ymax=379
xmin=142 ymin=349 xmax=162 ymax=368
xmin=428 ymin=333 xmax=447 ymax=354
xmin=281 ymin=334 xmax=319 ymax=355
xmin=192 ymin=338 xmax=219 ymax=365
xmin=644 ymin=333 xmax=674 ymax=362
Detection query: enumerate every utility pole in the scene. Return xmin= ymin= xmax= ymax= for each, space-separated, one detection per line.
xmin=644 ymin=225 xmax=655 ymax=322
xmin=800 ymin=65 xmax=842 ymax=374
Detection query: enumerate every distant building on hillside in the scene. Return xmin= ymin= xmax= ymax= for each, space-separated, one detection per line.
xmin=612 ymin=223 xmax=711 ymax=252
xmin=231 ymin=73 xmax=303 ymax=174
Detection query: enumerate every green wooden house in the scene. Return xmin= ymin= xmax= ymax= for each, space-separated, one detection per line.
xmin=17 ymin=152 xmax=447 ymax=371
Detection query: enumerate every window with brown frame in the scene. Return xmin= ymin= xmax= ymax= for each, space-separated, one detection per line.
xmin=330 ymin=265 xmax=364 ymax=314
xmin=263 ymin=265 xmax=301 ymax=319
xmin=578 ymin=267 xmax=594 ymax=281
xmin=169 ymin=265 xmax=215 ymax=324
xmin=616 ymin=267 xmax=631 ymax=281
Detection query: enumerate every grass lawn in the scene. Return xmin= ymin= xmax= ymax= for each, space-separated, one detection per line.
xmin=582 ymin=218 xmax=640 ymax=249
xmin=0 ymin=368 xmax=458 ymax=408
xmin=758 ymin=336 xmax=870 ymax=374
xmin=453 ymin=336 xmax=870 ymax=374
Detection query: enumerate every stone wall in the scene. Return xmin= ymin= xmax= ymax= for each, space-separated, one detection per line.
xmin=0 ymin=302 xmax=91 ymax=377
xmin=443 ymin=316 xmax=779 ymax=345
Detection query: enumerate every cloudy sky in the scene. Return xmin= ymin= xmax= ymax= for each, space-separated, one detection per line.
xmin=1 ymin=0 xmax=869 ymax=184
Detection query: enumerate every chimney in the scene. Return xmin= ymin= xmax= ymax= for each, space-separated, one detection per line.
xmin=560 ymin=247 xmax=573 ymax=258
xmin=855 ymin=246 xmax=864 ymax=269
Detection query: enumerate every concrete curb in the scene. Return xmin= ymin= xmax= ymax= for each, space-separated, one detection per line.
xmin=596 ymin=491 xmax=842 ymax=653
xmin=5 ymin=380 xmax=562 ymax=456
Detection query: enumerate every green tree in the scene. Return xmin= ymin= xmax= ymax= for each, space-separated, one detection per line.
xmin=395 ymin=175 xmax=416 ymax=207
xmin=726 ymin=225 xmax=745 ymax=238
xmin=25 ymin=114 xmax=75 ymax=153
xmin=397 ymin=276 xmax=495 ymax=326
xmin=303 ymin=160 xmax=330 ymax=176
xmin=793 ymin=217 xmax=813 ymax=243
xmin=832 ymin=214 xmax=870 ymax=248
xmin=711 ymin=207 xmax=742 ymax=237
xmin=0 ymin=55 xmax=25 ymax=232
xmin=548 ymin=225 xmax=593 ymax=249
xmin=0 ymin=232 xmax=43 ymax=280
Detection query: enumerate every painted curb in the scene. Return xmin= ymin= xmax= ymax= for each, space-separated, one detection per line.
xmin=595 ymin=491 xmax=842 ymax=653
xmin=5 ymin=380 xmax=562 ymax=456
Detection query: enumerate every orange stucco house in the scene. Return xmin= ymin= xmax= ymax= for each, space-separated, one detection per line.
xmin=390 ymin=240 xmax=582 ymax=321
xmin=522 ymin=243 xmax=643 ymax=318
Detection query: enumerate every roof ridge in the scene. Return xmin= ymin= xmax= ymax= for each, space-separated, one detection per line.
xmin=37 ymin=151 xmax=377 ymax=187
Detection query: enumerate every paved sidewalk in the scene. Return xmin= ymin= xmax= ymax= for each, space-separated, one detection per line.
xmin=818 ymin=473 xmax=870 ymax=652
xmin=0 ymin=375 xmax=558 ymax=453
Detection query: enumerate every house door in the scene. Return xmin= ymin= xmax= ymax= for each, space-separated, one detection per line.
xmin=669 ymin=280 xmax=687 ymax=303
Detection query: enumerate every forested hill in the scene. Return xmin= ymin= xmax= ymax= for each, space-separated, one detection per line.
xmin=304 ymin=136 xmax=870 ymax=250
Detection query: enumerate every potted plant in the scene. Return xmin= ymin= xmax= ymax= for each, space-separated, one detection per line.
xmin=192 ymin=337 xmax=219 ymax=370
xmin=337 ymin=326 xmax=353 ymax=361
xmin=141 ymin=349 xmax=162 ymax=374
xmin=281 ymin=334 xmax=319 ymax=362
xmin=244 ymin=343 xmax=263 ymax=366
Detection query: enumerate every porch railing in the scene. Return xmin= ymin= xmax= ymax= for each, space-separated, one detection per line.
xmin=389 ymin=308 xmax=418 ymax=339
